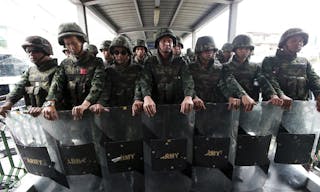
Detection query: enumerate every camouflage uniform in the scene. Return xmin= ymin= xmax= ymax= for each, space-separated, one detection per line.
xmin=46 ymin=23 xmax=105 ymax=109
xmin=222 ymin=35 xmax=277 ymax=101
xmin=216 ymin=43 xmax=233 ymax=64
xmin=99 ymin=40 xmax=113 ymax=67
xmin=174 ymin=36 xmax=191 ymax=64
xmin=139 ymin=28 xmax=195 ymax=104
xmin=133 ymin=39 xmax=149 ymax=66
xmin=189 ymin=36 xmax=227 ymax=102
xmin=261 ymin=28 xmax=320 ymax=100
xmin=97 ymin=35 xmax=142 ymax=106
xmin=6 ymin=36 xmax=58 ymax=107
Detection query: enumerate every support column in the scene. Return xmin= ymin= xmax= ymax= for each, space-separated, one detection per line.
xmin=192 ymin=31 xmax=197 ymax=50
xmin=228 ymin=1 xmax=239 ymax=42
xmin=76 ymin=3 xmax=89 ymax=43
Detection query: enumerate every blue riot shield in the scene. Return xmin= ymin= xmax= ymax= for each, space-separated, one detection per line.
xmin=94 ymin=106 xmax=144 ymax=192
xmin=191 ymin=103 xmax=239 ymax=192
xmin=271 ymin=101 xmax=320 ymax=190
xmin=232 ymin=102 xmax=283 ymax=192
xmin=142 ymin=104 xmax=194 ymax=192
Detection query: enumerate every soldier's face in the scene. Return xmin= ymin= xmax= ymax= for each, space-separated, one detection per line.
xmin=63 ymin=36 xmax=83 ymax=55
xmin=113 ymin=47 xmax=130 ymax=65
xmin=235 ymin=47 xmax=251 ymax=60
xmin=284 ymin=35 xmax=304 ymax=53
xmin=102 ymin=49 xmax=113 ymax=60
xmin=25 ymin=47 xmax=46 ymax=64
xmin=158 ymin=36 xmax=173 ymax=54
xmin=173 ymin=45 xmax=182 ymax=56
xmin=200 ymin=50 xmax=214 ymax=61
xmin=135 ymin=47 xmax=145 ymax=58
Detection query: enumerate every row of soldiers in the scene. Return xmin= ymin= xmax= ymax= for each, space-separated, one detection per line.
xmin=0 ymin=22 xmax=320 ymax=120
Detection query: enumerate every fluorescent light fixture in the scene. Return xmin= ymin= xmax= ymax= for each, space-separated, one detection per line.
xmin=154 ymin=7 xmax=160 ymax=26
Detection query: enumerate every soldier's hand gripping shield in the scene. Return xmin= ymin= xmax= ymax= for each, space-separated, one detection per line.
xmin=273 ymin=101 xmax=320 ymax=189
xmin=94 ymin=106 xmax=144 ymax=192
xmin=191 ymin=103 xmax=239 ymax=192
xmin=5 ymin=111 xmax=69 ymax=190
xmin=142 ymin=104 xmax=194 ymax=192
xmin=232 ymin=102 xmax=283 ymax=192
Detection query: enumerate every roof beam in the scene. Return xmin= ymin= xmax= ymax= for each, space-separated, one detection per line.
xmin=86 ymin=6 xmax=118 ymax=33
xmin=118 ymin=26 xmax=193 ymax=34
xmin=133 ymin=0 xmax=146 ymax=39
xmin=169 ymin=0 xmax=184 ymax=27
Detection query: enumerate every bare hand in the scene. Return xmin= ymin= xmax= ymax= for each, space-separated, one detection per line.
xmin=0 ymin=104 xmax=12 ymax=117
xmin=228 ymin=97 xmax=240 ymax=110
xmin=180 ymin=96 xmax=194 ymax=114
xmin=43 ymin=106 xmax=58 ymax=120
xmin=316 ymin=96 xmax=320 ymax=112
xmin=132 ymin=100 xmax=143 ymax=116
xmin=280 ymin=94 xmax=293 ymax=110
xmin=193 ymin=96 xmax=206 ymax=111
xmin=28 ymin=107 xmax=43 ymax=117
xmin=241 ymin=95 xmax=256 ymax=112
xmin=89 ymin=104 xmax=109 ymax=114
xmin=267 ymin=95 xmax=283 ymax=106
xmin=72 ymin=104 xmax=89 ymax=120
xmin=143 ymin=96 xmax=156 ymax=117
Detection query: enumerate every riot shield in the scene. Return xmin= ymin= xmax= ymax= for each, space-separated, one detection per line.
xmin=40 ymin=111 xmax=104 ymax=192
xmin=5 ymin=111 xmax=68 ymax=191
xmin=232 ymin=102 xmax=283 ymax=192
xmin=272 ymin=101 xmax=320 ymax=189
xmin=142 ymin=104 xmax=194 ymax=192
xmin=191 ymin=103 xmax=239 ymax=192
xmin=94 ymin=106 xmax=144 ymax=192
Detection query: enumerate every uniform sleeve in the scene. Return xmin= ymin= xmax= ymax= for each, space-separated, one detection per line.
xmin=6 ymin=69 xmax=29 ymax=104
xmin=261 ymin=57 xmax=284 ymax=96
xmin=307 ymin=62 xmax=320 ymax=98
xmin=139 ymin=58 xmax=154 ymax=98
xmin=181 ymin=61 xmax=195 ymax=97
xmin=221 ymin=64 xmax=246 ymax=98
xmin=256 ymin=65 xmax=277 ymax=100
xmin=97 ymin=69 xmax=111 ymax=106
xmin=46 ymin=66 xmax=66 ymax=102
xmin=85 ymin=60 xmax=106 ymax=104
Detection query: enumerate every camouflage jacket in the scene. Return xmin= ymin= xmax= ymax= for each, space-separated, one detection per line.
xmin=46 ymin=51 xmax=105 ymax=109
xmin=139 ymin=52 xmax=195 ymax=104
xmin=98 ymin=60 xmax=142 ymax=107
xmin=189 ymin=58 xmax=227 ymax=103
xmin=261 ymin=50 xmax=320 ymax=100
xmin=133 ymin=55 xmax=148 ymax=66
xmin=222 ymin=57 xmax=276 ymax=101
xmin=7 ymin=59 xmax=58 ymax=107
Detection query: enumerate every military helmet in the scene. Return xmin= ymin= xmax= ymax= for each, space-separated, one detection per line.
xmin=99 ymin=40 xmax=112 ymax=52
xmin=133 ymin=39 xmax=148 ymax=52
xmin=22 ymin=36 xmax=53 ymax=55
xmin=232 ymin=34 xmax=254 ymax=51
xmin=175 ymin=36 xmax=184 ymax=49
xmin=84 ymin=44 xmax=98 ymax=56
xmin=221 ymin=43 xmax=233 ymax=52
xmin=109 ymin=35 xmax=133 ymax=55
xmin=278 ymin=28 xmax=308 ymax=48
xmin=58 ymin=22 xmax=88 ymax=45
xmin=154 ymin=28 xmax=176 ymax=48
xmin=195 ymin=36 xmax=217 ymax=53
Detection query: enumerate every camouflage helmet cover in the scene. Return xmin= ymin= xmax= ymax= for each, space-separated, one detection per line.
xmin=109 ymin=35 xmax=133 ymax=55
xmin=154 ymin=28 xmax=176 ymax=48
xmin=133 ymin=39 xmax=148 ymax=52
xmin=232 ymin=34 xmax=254 ymax=51
xmin=84 ymin=44 xmax=98 ymax=55
xmin=58 ymin=22 xmax=88 ymax=45
xmin=175 ymin=36 xmax=184 ymax=49
xmin=22 ymin=36 xmax=53 ymax=55
xmin=221 ymin=43 xmax=233 ymax=52
xmin=278 ymin=28 xmax=308 ymax=48
xmin=99 ymin=40 xmax=112 ymax=51
xmin=195 ymin=36 xmax=217 ymax=53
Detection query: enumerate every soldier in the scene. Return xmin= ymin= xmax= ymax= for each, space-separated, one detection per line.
xmin=132 ymin=39 xmax=148 ymax=65
xmin=84 ymin=44 xmax=99 ymax=57
xmin=136 ymin=28 xmax=194 ymax=117
xmin=62 ymin=47 xmax=71 ymax=57
xmin=99 ymin=40 xmax=113 ymax=67
xmin=188 ymin=36 xmax=240 ymax=110
xmin=222 ymin=34 xmax=282 ymax=111
xmin=90 ymin=35 xmax=143 ymax=113
xmin=173 ymin=36 xmax=191 ymax=64
xmin=0 ymin=36 xmax=58 ymax=117
xmin=42 ymin=22 xmax=105 ymax=120
xmin=216 ymin=43 xmax=234 ymax=64
xmin=261 ymin=28 xmax=320 ymax=111
xmin=186 ymin=48 xmax=196 ymax=63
